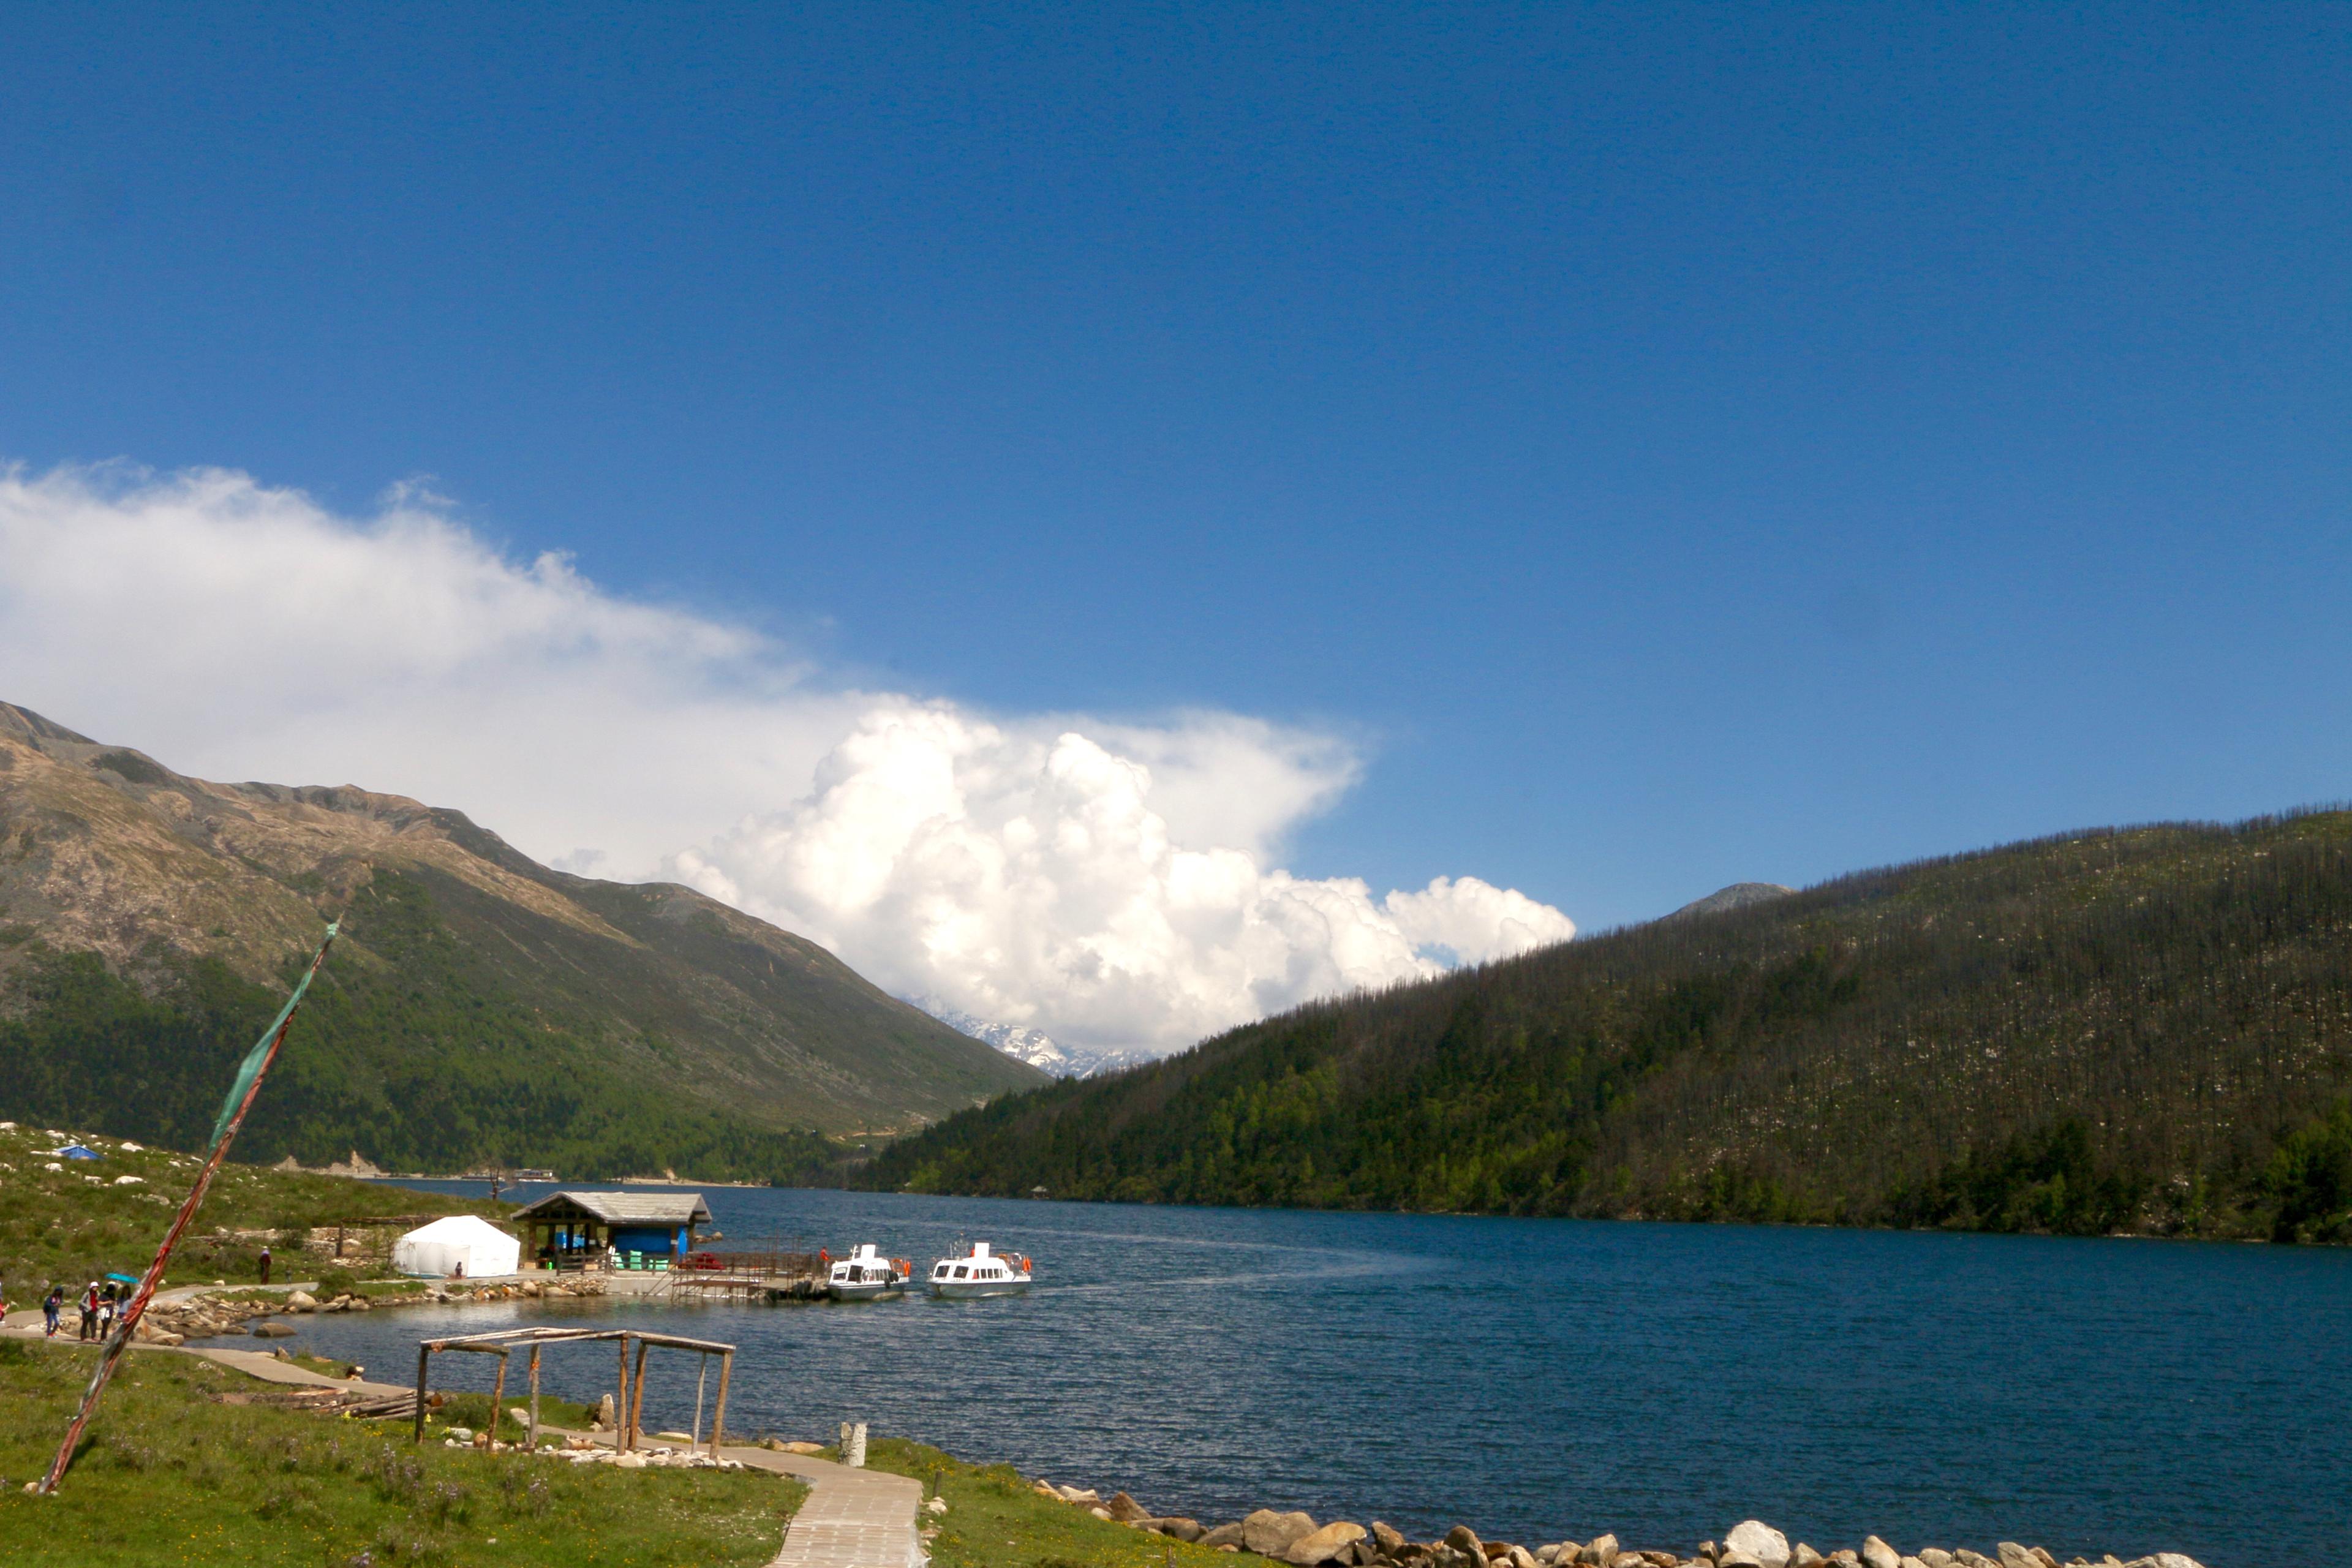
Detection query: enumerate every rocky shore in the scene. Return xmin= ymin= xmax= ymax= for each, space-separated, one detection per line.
xmin=135 ymin=1276 xmax=607 ymax=1346
xmin=1029 ymin=1485 xmax=2207 ymax=1568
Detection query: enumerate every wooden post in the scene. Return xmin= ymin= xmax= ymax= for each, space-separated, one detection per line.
xmin=413 ymin=1344 xmax=432 ymax=1444
xmin=527 ymin=1346 xmax=542 ymax=1452
xmin=489 ymin=1350 xmax=508 ymax=1454
xmin=709 ymin=1349 xmax=731 ymax=1457
xmin=616 ymin=1334 xmax=630 ymax=1448
xmin=692 ymin=1354 xmax=708 ymax=1451
xmin=627 ymin=1337 xmax=649 ymax=1452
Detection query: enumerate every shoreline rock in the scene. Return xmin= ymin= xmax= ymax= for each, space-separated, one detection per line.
xmin=137 ymin=1275 xmax=607 ymax=1341
xmin=1027 ymin=1487 xmax=2206 ymax=1568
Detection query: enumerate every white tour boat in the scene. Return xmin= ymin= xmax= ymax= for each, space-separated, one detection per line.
xmin=826 ymin=1244 xmax=913 ymax=1301
xmin=926 ymin=1240 xmax=1033 ymax=1298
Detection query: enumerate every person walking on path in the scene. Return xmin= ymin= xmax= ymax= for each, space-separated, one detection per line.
xmin=77 ymin=1281 xmax=99 ymax=1341
xmin=258 ymin=1245 xmax=271 ymax=1286
xmin=97 ymin=1281 xmax=117 ymax=1338
xmin=43 ymin=1285 xmax=63 ymax=1337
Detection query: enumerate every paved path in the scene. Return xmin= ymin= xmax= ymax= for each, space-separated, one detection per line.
xmin=186 ymin=1344 xmax=413 ymax=1395
xmin=734 ymin=1449 xmax=924 ymax=1568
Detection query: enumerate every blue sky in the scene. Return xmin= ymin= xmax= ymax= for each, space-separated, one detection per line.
xmin=4 ymin=3 xmax=2348 ymax=947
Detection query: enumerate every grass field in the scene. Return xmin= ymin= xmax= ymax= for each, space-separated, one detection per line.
xmin=0 ymin=1123 xmax=1167 ymax=1567
xmin=864 ymin=1436 xmax=1238 ymax=1568
xmin=0 ymin=1122 xmax=496 ymax=1309
xmin=0 ymin=1339 xmax=802 ymax=1567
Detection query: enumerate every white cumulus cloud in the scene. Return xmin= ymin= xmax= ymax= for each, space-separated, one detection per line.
xmin=666 ymin=708 xmax=1574 ymax=1054
xmin=0 ymin=460 xmax=1573 ymax=1055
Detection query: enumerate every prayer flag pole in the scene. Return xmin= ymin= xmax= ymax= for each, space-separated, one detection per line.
xmin=38 ymin=922 xmax=340 ymax=1494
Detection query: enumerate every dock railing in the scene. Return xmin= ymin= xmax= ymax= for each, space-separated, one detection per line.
xmin=661 ymin=1236 xmax=825 ymax=1300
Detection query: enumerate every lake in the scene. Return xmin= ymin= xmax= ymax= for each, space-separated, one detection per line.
xmin=275 ymin=1184 xmax=2349 ymax=1567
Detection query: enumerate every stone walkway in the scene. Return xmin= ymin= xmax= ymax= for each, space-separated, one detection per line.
xmin=736 ymin=1449 xmax=924 ymax=1568
xmin=187 ymin=1344 xmax=414 ymax=1394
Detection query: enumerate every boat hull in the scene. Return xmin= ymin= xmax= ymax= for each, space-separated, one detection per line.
xmin=826 ymin=1281 xmax=905 ymax=1301
xmin=927 ymin=1278 xmax=1031 ymax=1298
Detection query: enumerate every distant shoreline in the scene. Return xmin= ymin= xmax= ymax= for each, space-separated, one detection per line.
xmin=360 ymin=1174 xmax=775 ymax=1189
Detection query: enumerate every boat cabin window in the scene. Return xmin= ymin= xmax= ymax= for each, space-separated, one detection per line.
xmin=953 ymin=1265 xmax=970 ymax=1278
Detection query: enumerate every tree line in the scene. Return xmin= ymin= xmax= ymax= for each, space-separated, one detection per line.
xmin=860 ymin=810 xmax=2352 ymax=1243
xmin=0 ymin=870 xmax=839 ymax=1183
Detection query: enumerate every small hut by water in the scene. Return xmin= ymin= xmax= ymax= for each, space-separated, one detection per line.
xmin=510 ymin=1189 xmax=712 ymax=1271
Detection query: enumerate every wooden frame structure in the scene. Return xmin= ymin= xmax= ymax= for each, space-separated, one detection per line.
xmin=412 ymin=1325 xmax=736 ymax=1458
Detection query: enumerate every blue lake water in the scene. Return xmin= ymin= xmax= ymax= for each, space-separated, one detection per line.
xmin=274 ymin=1185 xmax=2350 ymax=1567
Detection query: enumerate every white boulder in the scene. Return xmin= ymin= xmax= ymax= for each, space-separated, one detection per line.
xmin=1727 ymin=1522 xmax=1792 ymax=1568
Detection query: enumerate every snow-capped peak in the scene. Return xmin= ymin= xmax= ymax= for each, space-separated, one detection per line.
xmin=914 ymin=1000 xmax=1148 ymax=1079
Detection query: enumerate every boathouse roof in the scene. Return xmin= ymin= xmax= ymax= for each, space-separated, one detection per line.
xmin=510 ymin=1189 xmax=713 ymax=1227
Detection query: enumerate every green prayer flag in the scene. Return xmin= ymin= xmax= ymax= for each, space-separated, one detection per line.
xmin=209 ymin=921 xmax=338 ymax=1148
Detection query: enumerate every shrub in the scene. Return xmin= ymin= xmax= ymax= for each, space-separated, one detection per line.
xmin=2266 ymin=1098 xmax=2352 ymax=1242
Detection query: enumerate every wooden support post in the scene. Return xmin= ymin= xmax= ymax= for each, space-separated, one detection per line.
xmin=692 ymin=1354 xmax=708 ymax=1452
xmin=527 ymin=1346 xmax=542 ymax=1452
xmin=709 ymin=1349 xmax=731 ymax=1457
xmin=413 ymin=1344 xmax=432 ymax=1444
xmin=489 ymin=1351 xmax=508 ymax=1455
xmin=616 ymin=1333 xmax=630 ymax=1449
xmin=628 ymin=1337 xmax=649 ymax=1452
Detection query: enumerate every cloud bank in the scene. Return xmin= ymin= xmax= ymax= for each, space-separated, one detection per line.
xmin=0 ymin=462 xmax=1573 ymax=1054
xmin=669 ymin=708 xmax=1573 ymax=1054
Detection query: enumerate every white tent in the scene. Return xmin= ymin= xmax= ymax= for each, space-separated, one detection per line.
xmin=391 ymin=1215 xmax=521 ymax=1279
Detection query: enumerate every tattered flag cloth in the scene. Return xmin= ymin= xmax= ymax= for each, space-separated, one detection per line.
xmin=210 ymin=940 xmax=335 ymax=1148
xmin=39 ymin=921 xmax=339 ymax=1495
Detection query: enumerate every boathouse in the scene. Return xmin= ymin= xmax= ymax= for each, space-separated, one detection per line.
xmin=510 ymin=1189 xmax=712 ymax=1269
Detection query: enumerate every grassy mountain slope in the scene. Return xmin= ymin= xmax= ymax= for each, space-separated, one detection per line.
xmin=864 ymin=811 xmax=2352 ymax=1241
xmin=0 ymin=702 xmax=1042 ymax=1179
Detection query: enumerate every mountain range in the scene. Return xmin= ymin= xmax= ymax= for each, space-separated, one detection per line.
xmin=917 ymin=1000 xmax=1152 ymax=1079
xmin=864 ymin=811 xmax=2352 ymax=1242
xmin=0 ymin=701 xmax=1043 ymax=1178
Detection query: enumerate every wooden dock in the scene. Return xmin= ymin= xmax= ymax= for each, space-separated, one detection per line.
xmin=660 ymin=1243 xmax=827 ymax=1303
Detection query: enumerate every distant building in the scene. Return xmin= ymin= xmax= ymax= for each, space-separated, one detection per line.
xmin=510 ymin=1189 xmax=713 ymax=1270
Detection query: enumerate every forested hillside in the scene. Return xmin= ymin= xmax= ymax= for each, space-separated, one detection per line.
xmin=0 ymin=701 xmax=1043 ymax=1180
xmin=864 ymin=812 xmax=2352 ymax=1242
